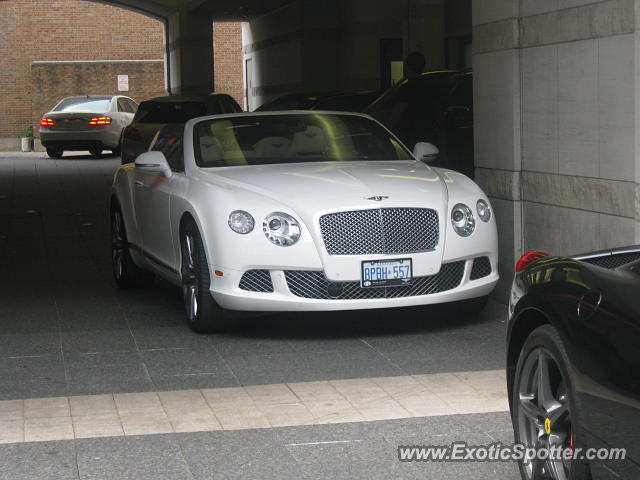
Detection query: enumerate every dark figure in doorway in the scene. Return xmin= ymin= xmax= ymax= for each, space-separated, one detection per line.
xmin=387 ymin=52 xmax=438 ymax=151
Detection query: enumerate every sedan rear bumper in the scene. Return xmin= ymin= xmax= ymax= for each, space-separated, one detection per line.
xmin=40 ymin=129 xmax=120 ymax=150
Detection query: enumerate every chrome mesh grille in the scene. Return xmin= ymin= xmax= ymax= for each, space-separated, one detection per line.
xmin=470 ymin=257 xmax=491 ymax=280
xmin=319 ymin=208 xmax=439 ymax=255
xmin=284 ymin=261 xmax=464 ymax=300
xmin=238 ymin=270 xmax=273 ymax=292
xmin=581 ymin=252 xmax=640 ymax=270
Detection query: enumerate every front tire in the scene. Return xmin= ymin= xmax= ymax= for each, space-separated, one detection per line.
xmin=180 ymin=221 xmax=229 ymax=333
xmin=512 ymin=325 xmax=591 ymax=480
xmin=89 ymin=147 xmax=102 ymax=158
xmin=111 ymin=203 xmax=154 ymax=289
xmin=454 ymin=295 xmax=489 ymax=316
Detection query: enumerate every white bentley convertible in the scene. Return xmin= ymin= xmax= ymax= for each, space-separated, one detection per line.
xmin=110 ymin=112 xmax=498 ymax=332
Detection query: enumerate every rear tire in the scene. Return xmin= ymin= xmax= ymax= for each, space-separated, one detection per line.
xmin=89 ymin=147 xmax=102 ymax=158
xmin=46 ymin=147 xmax=63 ymax=159
xmin=111 ymin=144 xmax=121 ymax=157
xmin=512 ymin=325 xmax=591 ymax=480
xmin=111 ymin=203 xmax=154 ymax=289
xmin=180 ymin=221 xmax=230 ymax=333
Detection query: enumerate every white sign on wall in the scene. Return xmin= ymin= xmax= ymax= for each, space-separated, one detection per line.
xmin=117 ymin=75 xmax=129 ymax=92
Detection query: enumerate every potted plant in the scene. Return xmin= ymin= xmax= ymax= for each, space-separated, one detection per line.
xmin=18 ymin=125 xmax=33 ymax=152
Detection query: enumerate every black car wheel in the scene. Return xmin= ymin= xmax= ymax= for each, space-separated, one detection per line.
xmin=111 ymin=203 xmax=154 ymax=289
xmin=89 ymin=147 xmax=102 ymax=158
xmin=46 ymin=147 xmax=63 ymax=159
xmin=180 ymin=221 xmax=229 ymax=333
xmin=512 ymin=325 xmax=591 ymax=480
xmin=111 ymin=144 xmax=122 ymax=157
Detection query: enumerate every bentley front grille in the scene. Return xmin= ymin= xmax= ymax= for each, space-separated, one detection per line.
xmin=319 ymin=208 xmax=439 ymax=256
xmin=470 ymin=257 xmax=491 ymax=280
xmin=238 ymin=270 xmax=274 ymax=292
xmin=284 ymin=261 xmax=464 ymax=300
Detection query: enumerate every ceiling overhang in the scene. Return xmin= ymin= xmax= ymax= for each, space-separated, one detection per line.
xmin=85 ymin=0 xmax=294 ymax=21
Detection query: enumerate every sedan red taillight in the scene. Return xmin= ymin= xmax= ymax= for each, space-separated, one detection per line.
xmin=515 ymin=250 xmax=551 ymax=273
xmin=88 ymin=116 xmax=112 ymax=126
xmin=40 ymin=117 xmax=54 ymax=127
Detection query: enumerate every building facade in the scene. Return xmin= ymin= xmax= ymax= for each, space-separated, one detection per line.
xmin=0 ymin=0 xmax=243 ymax=147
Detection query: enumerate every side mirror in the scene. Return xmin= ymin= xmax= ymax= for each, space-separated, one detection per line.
xmin=135 ymin=151 xmax=172 ymax=178
xmin=413 ymin=142 xmax=439 ymax=163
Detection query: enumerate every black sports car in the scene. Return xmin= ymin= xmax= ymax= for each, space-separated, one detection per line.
xmin=507 ymin=247 xmax=640 ymax=480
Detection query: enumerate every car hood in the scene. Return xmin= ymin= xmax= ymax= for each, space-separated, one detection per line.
xmin=198 ymin=161 xmax=448 ymax=212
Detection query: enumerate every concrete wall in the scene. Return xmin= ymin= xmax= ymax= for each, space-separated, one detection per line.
xmin=472 ymin=0 xmax=640 ymax=298
xmin=243 ymin=0 xmax=450 ymax=109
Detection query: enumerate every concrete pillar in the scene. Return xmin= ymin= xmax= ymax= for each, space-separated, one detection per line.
xmin=166 ymin=9 xmax=214 ymax=95
xmin=473 ymin=0 xmax=640 ymax=300
xmin=471 ymin=0 xmax=522 ymax=300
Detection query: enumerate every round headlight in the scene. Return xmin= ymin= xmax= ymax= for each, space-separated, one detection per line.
xmin=228 ymin=210 xmax=254 ymax=234
xmin=477 ymin=199 xmax=491 ymax=223
xmin=451 ymin=203 xmax=475 ymax=237
xmin=263 ymin=212 xmax=301 ymax=246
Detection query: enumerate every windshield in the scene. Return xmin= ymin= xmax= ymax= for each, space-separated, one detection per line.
xmin=54 ymin=98 xmax=111 ymax=113
xmin=193 ymin=113 xmax=412 ymax=168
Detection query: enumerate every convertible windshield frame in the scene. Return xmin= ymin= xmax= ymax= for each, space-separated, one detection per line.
xmin=192 ymin=113 xmax=413 ymax=168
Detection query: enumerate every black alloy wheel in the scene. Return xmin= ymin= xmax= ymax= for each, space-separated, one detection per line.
xmin=512 ymin=325 xmax=591 ymax=480
xmin=180 ymin=221 xmax=229 ymax=333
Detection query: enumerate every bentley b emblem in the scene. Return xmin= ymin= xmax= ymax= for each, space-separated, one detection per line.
xmin=366 ymin=196 xmax=389 ymax=201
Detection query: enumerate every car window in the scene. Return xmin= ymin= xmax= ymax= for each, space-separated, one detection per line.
xmin=221 ymin=96 xmax=242 ymax=113
xmin=446 ymin=75 xmax=472 ymax=108
xmin=54 ymin=98 xmax=111 ymax=113
xmin=151 ymin=125 xmax=184 ymax=172
xmin=117 ymin=99 xmax=129 ymax=113
xmin=135 ymin=101 xmax=207 ymax=123
xmin=193 ymin=113 xmax=412 ymax=168
xmin=126 ymin=99 xmax=138 ymax=113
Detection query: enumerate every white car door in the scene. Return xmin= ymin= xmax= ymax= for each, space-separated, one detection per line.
xmin=133 ymin=130 xmax=183 ymax=273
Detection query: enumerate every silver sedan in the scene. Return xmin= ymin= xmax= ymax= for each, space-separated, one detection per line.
xmin=39 ymin=95 xmax=137 ymax=158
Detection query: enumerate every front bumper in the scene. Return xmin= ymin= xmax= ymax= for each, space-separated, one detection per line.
xmin=210 ymin=257 xmax=498 ymax=311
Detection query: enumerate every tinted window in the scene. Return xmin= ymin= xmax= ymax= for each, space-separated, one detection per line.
xmin=151 ymin=125 xmax=184 ymax=172
xmin=54 ymin=98 xmax=111 ymax=113
xmin=364 ymin=72 xmax=456 ymax=116
xmin=126 ymin=99 xmax=138 ymax=113
xmin=446 ymin=75 xmax=472 ymax=108
xmin=193 ymin=114 xmax=412 ymax=168
xmin=135 ymin=101 xmax=207 ymax=124
xmin=221 ymin=96 xmax=242 ymax=113
xmin=117 ymin=99 xmax=130 ymax=113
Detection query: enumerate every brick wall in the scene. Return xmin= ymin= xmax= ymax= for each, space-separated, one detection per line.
xmin=214 ymin=23 xmax=244 ymax=108
xmin=0 ymin=0 xmax=244 ymax=140
xmin=31 ymin=61 xmax=166 ymax=129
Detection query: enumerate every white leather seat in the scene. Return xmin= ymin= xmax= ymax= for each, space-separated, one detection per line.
xmin=289 ymin=126 xmax=327 ymax=157
xmin=254 ymin=136 xmax=292 ymax=158
xmin=199 ymin=135 xmax=223 ymax=166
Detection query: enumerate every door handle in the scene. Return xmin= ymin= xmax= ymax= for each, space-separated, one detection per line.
xmin=134 ymin=180 xmax=145 ymax=187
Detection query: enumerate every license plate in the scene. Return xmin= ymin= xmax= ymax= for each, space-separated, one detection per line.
xmin=361 ymin=258 xmax=412 ymax=288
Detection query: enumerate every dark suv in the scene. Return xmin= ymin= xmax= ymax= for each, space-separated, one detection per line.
xmin=120 ymin=94 xmax=242 ymax=164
